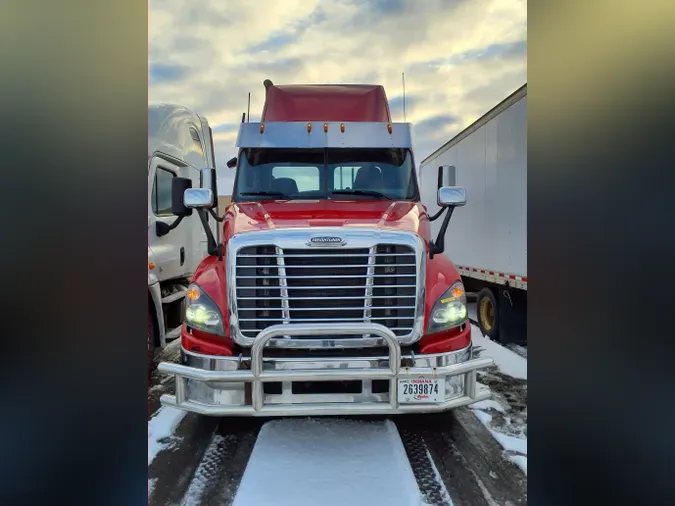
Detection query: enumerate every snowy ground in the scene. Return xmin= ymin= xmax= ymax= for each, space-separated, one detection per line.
xmin=467 ymin=301 xmax=528 ymax=475
xmin=232 ymin=418 xmax=424 ymax=506
xmin=148 ymin=312 xmax=528 ymax=505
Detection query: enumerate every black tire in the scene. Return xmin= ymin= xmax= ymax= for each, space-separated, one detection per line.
xmin=148 ymin=311 xmax=156 ymax=383
xmin=476 ymin=287 xmax=499 ymax=341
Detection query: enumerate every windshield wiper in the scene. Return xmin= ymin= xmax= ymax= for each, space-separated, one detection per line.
xmin=240 ymin=191 xmax=292 ymax=199
xmin=332 ymin=189 xmax=392 ymax=200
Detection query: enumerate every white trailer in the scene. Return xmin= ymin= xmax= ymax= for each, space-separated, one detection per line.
xmin=419 ymin=84 xmax=527 ymax=344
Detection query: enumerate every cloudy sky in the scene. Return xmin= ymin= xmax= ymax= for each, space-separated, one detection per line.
xmin=149 ymin=0 xmax=526 ymax=195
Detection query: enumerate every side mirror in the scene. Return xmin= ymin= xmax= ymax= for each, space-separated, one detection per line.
xmin=226 ymin=157 xmax=237 ymax=169
xmin=200 ymin=168 xmax=218 ymax=207
xmin=437 ymin=186 xmax=467 ymax=207
xmin=184 ymin=188 xmax=214 ymax=209
xmin=171 ymin=177 xmax=193 ymax=217
xmin=437 ymin=164 xmax=456 ymax=189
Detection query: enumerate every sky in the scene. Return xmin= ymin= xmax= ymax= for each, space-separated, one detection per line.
xmin=149 ymin=0 xmax=527 ymax=195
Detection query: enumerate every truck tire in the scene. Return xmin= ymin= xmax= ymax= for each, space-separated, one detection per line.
xmin=476 ymin=288 xmax=499 ymax=341
xmin=148 ymin=311 xmax=156 ymax=383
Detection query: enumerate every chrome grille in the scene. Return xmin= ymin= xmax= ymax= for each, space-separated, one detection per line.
xmin=235 ymin=245 xmax=418 ymax=341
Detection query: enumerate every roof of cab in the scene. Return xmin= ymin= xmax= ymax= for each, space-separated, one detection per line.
xmin=148 ymin=104 xmax=211 ymax=169
xmin=261 ymin=83 xmax=392 ymax=123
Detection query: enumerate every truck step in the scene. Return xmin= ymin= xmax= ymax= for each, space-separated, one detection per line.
xmin=165 ymin=326 xmax=182 ymax=341
xmin=162 ymin=289 xmax=188 ymax=305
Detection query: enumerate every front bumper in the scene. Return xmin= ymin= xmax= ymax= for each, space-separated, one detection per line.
xmin=158 ymin=322 xmax=494 ymax=417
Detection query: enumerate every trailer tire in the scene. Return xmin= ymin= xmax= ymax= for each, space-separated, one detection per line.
xmin=148 ymin=311 xmax=156 ymax=383
xmin=476 ymin=288 xmax=499 ymax=341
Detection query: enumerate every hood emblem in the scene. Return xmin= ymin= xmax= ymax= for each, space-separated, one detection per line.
xmin=307 ymin=236 xmax=346 ymax=247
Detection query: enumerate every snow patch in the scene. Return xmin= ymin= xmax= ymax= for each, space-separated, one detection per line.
xmin=490 ymin=431 xmax=527 ymax=456
xmin=471 ymin=406 xmax=528 ymax=475
xmin=182 ymin=434 xmax=228 ymax=506
xmin=148 ymin=477 xmax=157 ymax=498
xmin=471 ymin=325 xmax=527 ymax=380
xmin=148 ymin=406 xmax=186 ymax=465
xmin=232 ymin=418 xmax=424 ymax=506
xmin=472 ymin=409 xmax=492 ymax=425
xmin=509 ymin=455 xmax=527 ymax=475
xmin=423 ymin=448 xmax=453 ymax=506
xmin=471 ymin=399 xmax=505 ymax=413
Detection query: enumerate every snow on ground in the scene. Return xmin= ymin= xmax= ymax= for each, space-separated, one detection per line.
xmin=232 ymin=418 xmax=425 ymax=506
xmin=182 ymin=434 xmax=230 ymax=506
xmin=424 ymin=448 xmax=453 ymax=505
xmin=470 ymin=323 xmax=527 ymax=380
xmin=148 ymin=406 xmax=186 ymax=465
xmin=470 ymin=323 xmax=528 ymax=475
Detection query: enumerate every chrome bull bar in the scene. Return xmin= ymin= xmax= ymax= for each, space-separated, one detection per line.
xmin=158 ymin=322 xmax=494 ymax=416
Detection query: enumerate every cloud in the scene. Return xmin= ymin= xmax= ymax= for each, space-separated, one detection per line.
xmin=149 ymin=63 xmax=189 ymax=85
xmin=149 ymin=0 xmax=526 ymax=194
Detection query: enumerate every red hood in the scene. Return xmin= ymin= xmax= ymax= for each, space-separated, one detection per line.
xmin=223 ymin=200 xmax=431 ymax=243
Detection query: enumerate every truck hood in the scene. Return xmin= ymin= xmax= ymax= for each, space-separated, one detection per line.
xmin=224 ymin=200 xmax=431 ymax=243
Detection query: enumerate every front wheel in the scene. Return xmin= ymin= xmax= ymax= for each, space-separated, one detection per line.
xmin=476 ymin=288 xmax=499 ymax=341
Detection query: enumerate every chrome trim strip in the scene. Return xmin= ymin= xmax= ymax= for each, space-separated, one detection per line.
xmin=180 ymin=342 xmax=474 ymax=370
xmin=236 ymin=122 xmax=413 ymax=149
xmin=363 ymin=245 xmax=376 ymax=336
xmin=276 ymin=246 xmax=290 ymax=325
xmin=227 ymin=228 xmax=427 ymax=348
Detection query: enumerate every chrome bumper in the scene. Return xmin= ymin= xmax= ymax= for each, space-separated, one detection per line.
xmin=158 ymin=323 xmax=494 ymax=417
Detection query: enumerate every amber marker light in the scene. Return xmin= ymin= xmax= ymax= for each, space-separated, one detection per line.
xmin=451 ymin=284 xmax=464 ymax=298
xmin=186 ymin=287 xmax=201 ymax=301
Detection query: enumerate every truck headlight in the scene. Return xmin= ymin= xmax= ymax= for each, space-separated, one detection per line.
xmin=184 ymin=283 xmax=225 ymax=336
xmin=427 ymin=281 xmax=468 ymax=333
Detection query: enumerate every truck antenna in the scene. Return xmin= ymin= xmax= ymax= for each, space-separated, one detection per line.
xmin=241 ymin=112 xmax=245 ymax=123
xmin=402 ymin=72 xmax=407 ymax=123
xmin=247 ymin=92 xmax=251 ymax=122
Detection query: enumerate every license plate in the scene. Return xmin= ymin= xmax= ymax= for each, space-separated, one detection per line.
xmin=397 ymin=377 xmax=445 ymax=403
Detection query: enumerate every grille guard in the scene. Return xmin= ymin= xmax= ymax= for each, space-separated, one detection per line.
xmin=158 ymin=322 xmax=494 ymax=416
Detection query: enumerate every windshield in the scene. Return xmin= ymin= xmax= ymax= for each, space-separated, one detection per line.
xmin=233 ymin=148 xmax=419 ymax=201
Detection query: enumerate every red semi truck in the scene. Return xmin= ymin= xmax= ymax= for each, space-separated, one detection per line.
xmin=157 ymin=81 xmax=494 ymax=416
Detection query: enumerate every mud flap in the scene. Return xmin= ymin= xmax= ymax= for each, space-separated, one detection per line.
xmin=497 ymin=286 xmax=527 ymax=345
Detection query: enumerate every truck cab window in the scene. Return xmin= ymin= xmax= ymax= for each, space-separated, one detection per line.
xmin=151 ymin=167 xmax=175 ymax=216
xmin=235 ymin=148 xmax=324 ymax=199
xmin=272 ymin=166 xmax=320 ymax=193
xmin=328 ymin=148 xmax=417 ymax=200
xmin=233 ymin=147 xmax=418 ymax=201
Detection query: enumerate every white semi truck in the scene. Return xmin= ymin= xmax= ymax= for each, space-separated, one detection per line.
xmin=148 ymin=104 xmax=220 ymax=380
xmin=419 ymin=84 xmax=527 ymax=344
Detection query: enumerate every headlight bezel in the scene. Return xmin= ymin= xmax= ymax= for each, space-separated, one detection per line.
xmin=184 ymin=283 xmax=226 ymax=336
xmin=426 ymin=281 xmax=469 ymax=334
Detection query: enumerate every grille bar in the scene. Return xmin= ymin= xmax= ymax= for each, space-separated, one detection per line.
xmin=237 ymin=285 xmax=416 ymax=291
xmin=238 ymin=306 xmax=416 ymax=312
xmin=238 ymin=253 xmax=414 ymax=258
xmin=238 ymin=263 xmax=417 ymax=269
xmin=237 ymin=295 xmax=416 ymax=300
xmin=237 ymin=274 xmax=416 ymax=279
xmin=276 ymin=246 xmax=290 ymax=324
xmin=238 ymin=316 xmax=416 ymax=322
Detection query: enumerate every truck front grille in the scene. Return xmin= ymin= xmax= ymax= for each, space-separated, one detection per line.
xmin=235 ymin=245 xmax=418 ymax=341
